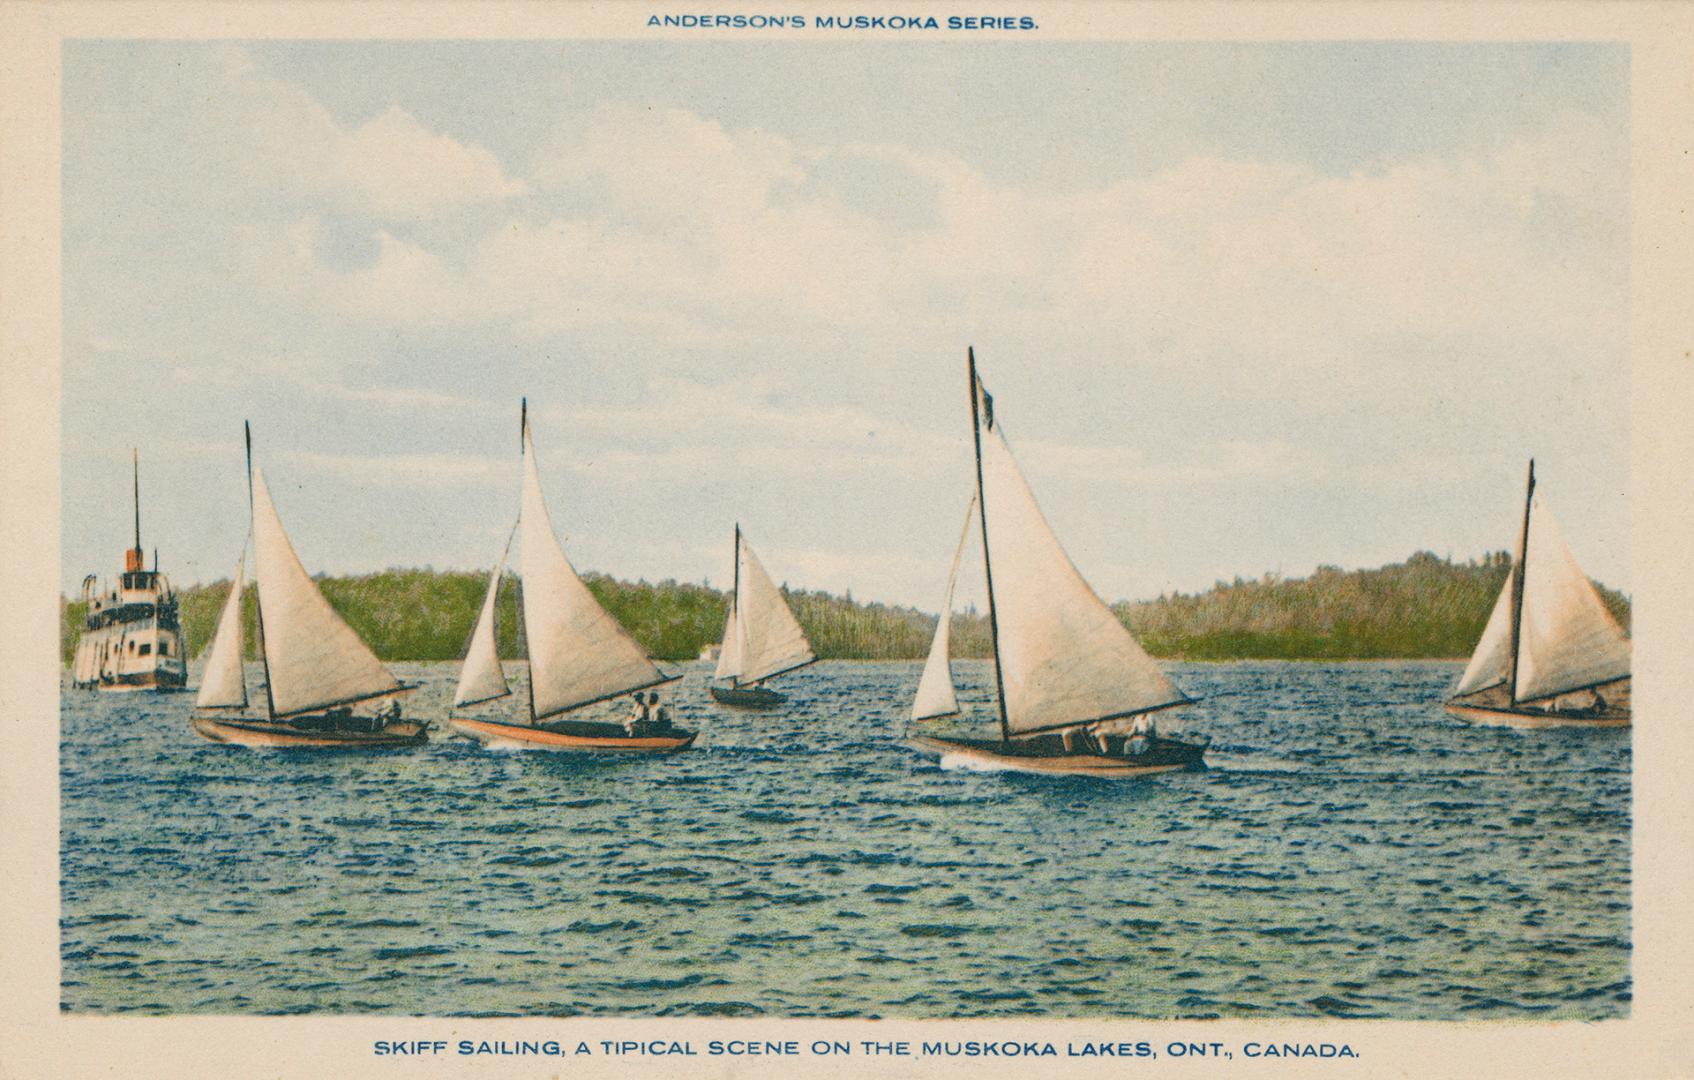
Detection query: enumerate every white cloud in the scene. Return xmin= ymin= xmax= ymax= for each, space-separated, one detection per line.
xmin=222 ymin=47 xmax=525 ymax=220
xmin=246 ymin=102 xmax=1623 ymax=395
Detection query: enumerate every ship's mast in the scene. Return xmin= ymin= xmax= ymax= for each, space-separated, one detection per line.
xmin=519 ymin=398 xmax=539 ymax=725
xmin=247 ymin=422 xmax=278 ymax=721
xmin=1507 ymin=458 xmax=1535 ymax=704
xmin=968 ymin=347 xmax=1012 ymax=745
xmin=125 ymin=450 xmax=144 ymax=575
xmin=731 ymin=524 xmax=742 ymax=688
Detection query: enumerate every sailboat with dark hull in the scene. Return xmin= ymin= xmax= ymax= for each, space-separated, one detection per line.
xmin=906 ymin=349 xmax=1208 ymax=778
xmin=1445 ymin=461 xmax=1630 ymax=728
xmin=190 ymin=424 xmax=425 ymax=747
xmin=447 ymin=403 xmax=695 ymax=753
xmin=708 ymin=526 xmax=816 ymax=709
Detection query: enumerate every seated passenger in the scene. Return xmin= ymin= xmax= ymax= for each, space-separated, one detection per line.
xmin=624 ymin=695 xmax=649 ymax=737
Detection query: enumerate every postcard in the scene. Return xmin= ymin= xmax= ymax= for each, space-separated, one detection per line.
xmin=2 ymin=2 xmax=1692 ymax=1078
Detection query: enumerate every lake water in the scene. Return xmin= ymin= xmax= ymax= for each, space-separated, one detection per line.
xmin=60 ymin=660 xmax=1631 ymax=1019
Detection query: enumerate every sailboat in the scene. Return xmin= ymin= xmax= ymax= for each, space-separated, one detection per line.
xmin=906 ymin=348 xmax=1208 ymax=777
xmin=190 ymin=424 xmax=425 ymax=747
xmin=708 ymin=526 xmax=816 ymax=708
xmin=447 ymin=403 xmax=695 ymax=752
xmin=1445 ymin=460 xmax=1631 ymax=727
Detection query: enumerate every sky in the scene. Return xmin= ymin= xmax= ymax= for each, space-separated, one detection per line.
xmin=60 ymin=40 xmax=1631 ymax=611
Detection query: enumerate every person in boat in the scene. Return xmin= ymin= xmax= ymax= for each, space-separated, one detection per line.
xmin=624 ymin=694 xmax=650 ymax=736
xmin=649 ymin=692 xmax=673 ymax=733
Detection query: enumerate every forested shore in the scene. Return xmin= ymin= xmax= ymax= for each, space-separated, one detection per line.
xmin=61 ymin=550 xmax=1630 ymax=665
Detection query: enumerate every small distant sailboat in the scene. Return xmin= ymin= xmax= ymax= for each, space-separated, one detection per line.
xmin=1445 ymin=460 xmax=1630 ymax=727
xmin=191 ymin=425 xmax=425 ymax=747
xmin=708 ymin=526 xmax=816 ymax=709
xmin=906 ymin=349 xmax=1208 ymax=777
xmin=447 ymin=403 xmax=694 ymax=752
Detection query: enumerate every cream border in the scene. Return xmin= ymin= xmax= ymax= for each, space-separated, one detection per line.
xmin=2 ymin=3 xmax=1691 ymax=1078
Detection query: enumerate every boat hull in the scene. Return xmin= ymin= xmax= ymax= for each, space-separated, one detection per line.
xmin=76 ymin=670 xmax=189 ymax=692
xmin=191 ymin=714 xmax=428 ymax=747
xmin=708 ymin=685 xmax=786 ymax=709
xmin=906 ymin=734 xmax=1205 ymax=778
xmin=448 ymin=716 xmax=697 ymax=753
xmin=1444 ymin=702 xmax=1630 ymax=729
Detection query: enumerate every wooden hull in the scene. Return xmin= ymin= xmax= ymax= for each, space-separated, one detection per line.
xmin=709 ymin=685 xmax=786 ymax=709
xmin=906 ymin=734 xmax=1204 ymax=778
xmin=1444 ymin=702 xmax=1630 ymax=729
xmin=448 ymin=716 xmax=696 ymax=753
xmin=191 ymin=714 xmax=428 ymax=747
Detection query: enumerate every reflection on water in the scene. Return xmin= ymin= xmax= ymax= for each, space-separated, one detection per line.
xmin=61 ymin=660 xmax=1630 ymax=1018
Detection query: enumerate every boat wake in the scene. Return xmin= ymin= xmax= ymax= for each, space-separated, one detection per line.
xmin=937 ymin=752 xmax=1014 ymax=774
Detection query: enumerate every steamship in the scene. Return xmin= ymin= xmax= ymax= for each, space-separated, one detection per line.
xmin=69 ymin=452 xmax=187 ymax=692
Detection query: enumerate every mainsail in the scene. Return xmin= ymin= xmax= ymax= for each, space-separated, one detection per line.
xmin=454 ymin=524 xmax=516 ymax=707
xmin=250 ymin=465 xmax=401 ymax=717
xmin=973 ymin=370 xmax=1187 ymax=737
xmin=195 ymin=552 xmax=248 ymax=709
xmin=723 ymin=533 xmax=815 ymax=685
xmin=519 ymin=418 xmax=671 ymax=720
xmin=1514 ymin=495 xmax=1631 ymax=702
xmin=911 ymin=495 xmax=977 ymax=721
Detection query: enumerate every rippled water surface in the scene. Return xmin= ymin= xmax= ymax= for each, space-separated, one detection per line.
xmin=61 ymin=660 xmax=1630 ymax=1018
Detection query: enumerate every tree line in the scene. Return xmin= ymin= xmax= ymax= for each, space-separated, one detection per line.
xmin=61 ymin=550 xmax=1630 ymax=665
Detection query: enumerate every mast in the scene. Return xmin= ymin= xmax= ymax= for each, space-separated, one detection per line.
xmin=520 ymin=398 xmax=537 ymax=725
xmin=968 ymin=347 xmax=1011 ymax=744
xmin=122 ymin=449 xmax=145 ymax=575
xmin=247 ymin=422 xmax=277 ymax=720
xmin=731 ymin=523 xmax=742 ymax=687
xmin=1507 ymin=458 xmax=1535 ymax=705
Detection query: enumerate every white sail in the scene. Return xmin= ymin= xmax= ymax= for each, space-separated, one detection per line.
xmin=733 ymin=537 xmax=815 ymax=685
xmin=1453 ymin=571 xmax=1514 ymax=698
xmin=975 ymin=381 xmax=1186 ymax=736
xmin=454 ymin=525 xmax=516 ymax=707
xmin=1515 ymin=495 xmax=1631 ymax=702
xmin=911 ymin=495 xmax=977 ymax=721
xmin=251 ymin=466 xmax=400 ymax=717
xmin=519 ymin=421 xmax=669 ymax=719
xmin=195 ymin=553 xmax=248 ymax=709
xmin=713 ymin=597 xmax=742 ymax=681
